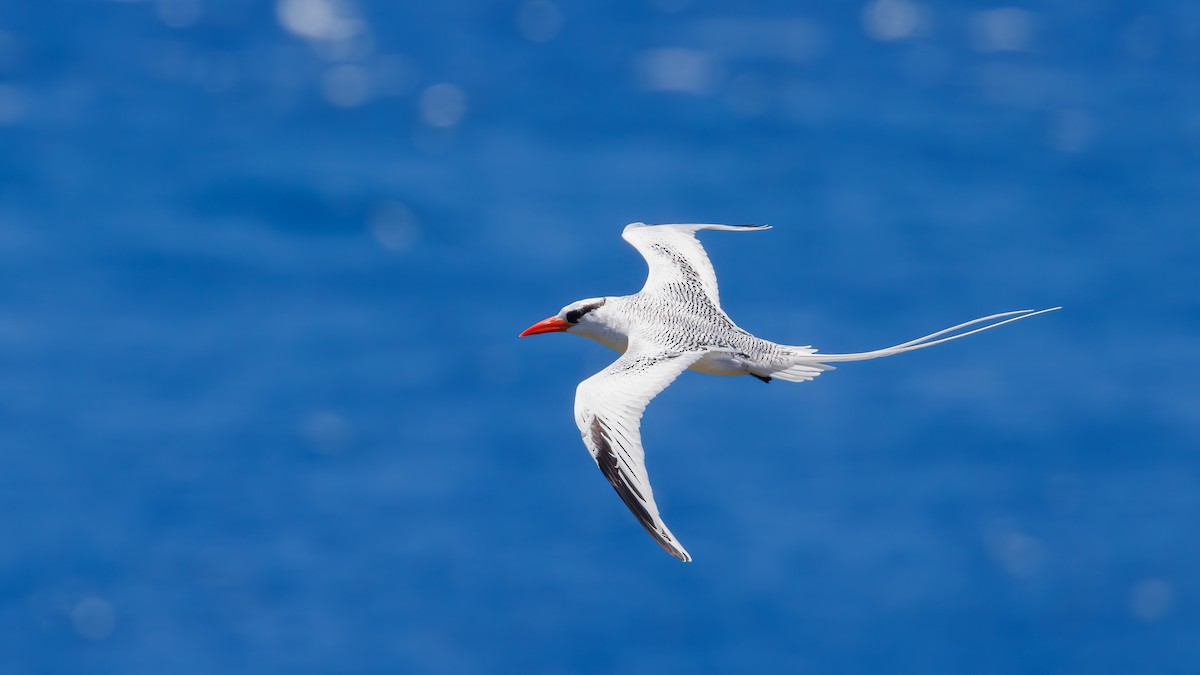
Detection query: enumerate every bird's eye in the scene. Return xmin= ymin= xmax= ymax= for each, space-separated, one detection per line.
xmin=564 ymin=299 xmax=605 ymax=324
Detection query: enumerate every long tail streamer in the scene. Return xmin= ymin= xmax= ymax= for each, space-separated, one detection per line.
xmin=805 ymin=307 xmax=1061 ymax=363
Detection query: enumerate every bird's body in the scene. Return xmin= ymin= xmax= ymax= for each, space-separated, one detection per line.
xmin=568 ymin=293 xmax=818 ymax=380
xmin=520 ymin=222 xmax=1058 ymax=562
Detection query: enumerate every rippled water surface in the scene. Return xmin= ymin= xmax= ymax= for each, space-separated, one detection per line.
xmin=2 ymin=1 xmax=1198 ymax=673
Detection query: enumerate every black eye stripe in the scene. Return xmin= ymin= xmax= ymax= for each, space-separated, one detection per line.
xmin=565 ymin=299 xmax=605 ymax=324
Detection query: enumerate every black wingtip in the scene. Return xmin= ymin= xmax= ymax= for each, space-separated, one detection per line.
xmin=589 ymin=417 xmax=690 ymax=562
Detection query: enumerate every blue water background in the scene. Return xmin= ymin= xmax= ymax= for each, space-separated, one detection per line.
xmin=2 ymin=1 xmax=1198 ymax=673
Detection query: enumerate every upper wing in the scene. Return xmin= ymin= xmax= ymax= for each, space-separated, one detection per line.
xmin=573 ymin=341 xmax=707 ymax=562
xmin=622 ymin=222 xmax=771 ymax=307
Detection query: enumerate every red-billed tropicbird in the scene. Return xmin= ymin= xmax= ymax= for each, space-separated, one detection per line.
xmin=519 ymin=222 xmax=1058 ymax=562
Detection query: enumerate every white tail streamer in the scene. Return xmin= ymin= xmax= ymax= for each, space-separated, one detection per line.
xmin=800 ymin=307 xmax=1062 ymax=364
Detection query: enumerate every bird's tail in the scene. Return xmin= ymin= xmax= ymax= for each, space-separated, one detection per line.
xmin=767 ymin=307 xmax=1060 ymax=382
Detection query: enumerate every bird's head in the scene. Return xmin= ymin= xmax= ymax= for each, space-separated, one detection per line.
xmin=519 ymin=297 xmax=609 ymax=338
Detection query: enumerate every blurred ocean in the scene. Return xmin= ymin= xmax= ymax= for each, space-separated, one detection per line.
xmin=1 ymin=1 xmax=1198 ymax=673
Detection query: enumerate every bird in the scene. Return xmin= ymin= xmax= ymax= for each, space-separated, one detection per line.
xmin=518 ymin=222 xmax=1059 ymax=562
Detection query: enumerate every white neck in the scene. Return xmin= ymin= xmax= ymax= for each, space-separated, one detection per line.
xmin=569 ymin=298 xmax=630 ymax=353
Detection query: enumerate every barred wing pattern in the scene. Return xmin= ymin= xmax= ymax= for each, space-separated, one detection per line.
xmin=622 ymin=222 xmax=770 ymax=308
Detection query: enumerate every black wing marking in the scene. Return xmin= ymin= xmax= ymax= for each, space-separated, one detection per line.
xmin=573 ymin=344 xmax=705 ymax=562
xmin=589 ymin=416 xmax=687 ymax=561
